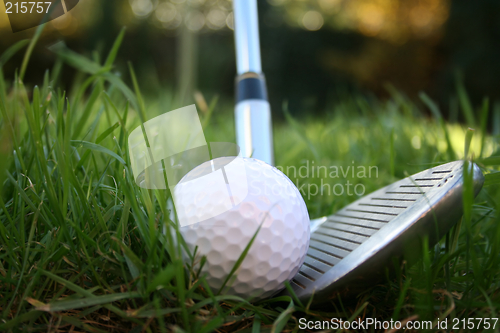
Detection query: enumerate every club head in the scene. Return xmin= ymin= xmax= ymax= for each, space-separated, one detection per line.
xmin=283 ymin=161 xmax=484 ymax=304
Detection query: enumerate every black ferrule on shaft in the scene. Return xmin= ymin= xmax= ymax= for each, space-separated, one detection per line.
xmin=235 ymin=72 xmax=268 ymax=103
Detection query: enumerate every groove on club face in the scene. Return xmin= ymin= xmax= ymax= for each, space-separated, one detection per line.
xmin=285 ymin=161 xmax=484 ymax=304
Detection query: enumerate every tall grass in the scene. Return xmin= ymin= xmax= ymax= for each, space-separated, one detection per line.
xmin=0 ymin=30 xmax=499 ymax=332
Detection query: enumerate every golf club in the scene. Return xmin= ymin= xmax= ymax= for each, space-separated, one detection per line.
xmin=232 ymin=1 xmax=485 ymax=304
xmin=233 ymin=0 xmax=274 ymax=166
xmin=282 ymin=160 xmax=484 ymax=303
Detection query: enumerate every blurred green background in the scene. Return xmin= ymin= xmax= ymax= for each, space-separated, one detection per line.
xmin=1 ymin=2 xmax=500 ymax=331
xmin=1 ymin=0 xmax=499 ymax=120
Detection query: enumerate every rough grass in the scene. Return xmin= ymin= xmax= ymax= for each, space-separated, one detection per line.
xmin=0 ymin=30 xmax=499 ymax=332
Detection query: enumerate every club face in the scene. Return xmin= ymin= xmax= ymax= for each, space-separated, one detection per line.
xmin=285 ymin=161 xmax=484 ymax=304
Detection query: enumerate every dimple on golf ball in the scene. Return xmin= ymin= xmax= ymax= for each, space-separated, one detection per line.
xmin=175 ymin=157 xmax=310 ymax=300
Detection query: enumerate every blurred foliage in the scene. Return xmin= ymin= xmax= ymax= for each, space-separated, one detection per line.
xmin=0 ymin=0 xmax=499 ymax=119
xmin=269 ymin=0 xmax=449 ymax=42
xmin=128 ymin=0 xmax=233 ymax=31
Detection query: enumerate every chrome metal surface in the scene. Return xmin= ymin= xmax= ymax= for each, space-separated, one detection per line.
xmin=233 ymin=0 xmax=262 ymax=74
xmin=234 ymin=100 xmax=274 ymax=165
xmin=233 ymin=0 xmax=274 ymax=165
xmin=286 ymin=161 xmax=484 ymax=304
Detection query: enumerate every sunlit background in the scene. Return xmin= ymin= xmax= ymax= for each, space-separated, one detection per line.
xmin=1 ymin=0 xmax=499 ymax=118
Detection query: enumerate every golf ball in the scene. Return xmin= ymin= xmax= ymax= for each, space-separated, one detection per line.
xmin=176 ymin=157 xmax=310 ymax=300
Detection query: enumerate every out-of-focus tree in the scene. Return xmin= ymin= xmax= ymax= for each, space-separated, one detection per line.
xmin=269 ymin=0 xmax=449 ymax=42
xmin=128 ymin=0 xmax=233 ymax=32
xmin=126 ymin=0 xmax=234 ymax=103
xmin=0 ymin=0 xmax=101 ymax=40
xmin=0 ymin=0 xmax=234 ymax=40
xmin=262 ymin=0 xmax=453 ymax=105
xmin=2 ymin=0 xmax=499 ymax=115
xmin=0 ymin=0 xmax=105 ymax=85
xmin=0 ymin=0 xmax=236 ymax=101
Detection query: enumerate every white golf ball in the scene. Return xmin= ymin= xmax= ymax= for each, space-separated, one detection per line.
xmin=175 ymin=157 xmax=310 ymax=300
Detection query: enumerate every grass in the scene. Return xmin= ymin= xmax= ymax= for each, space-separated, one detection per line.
xmin=0 ymin=30 xmax=499 ymax=332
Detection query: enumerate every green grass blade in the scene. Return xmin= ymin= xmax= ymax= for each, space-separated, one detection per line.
xmin=479 ymin=156 xmax=500 ymax=166
xmin=271 ymin=301 xmax=294 ymax=333
xmin=34 ymin=292 xmax=142 ymax=312
xmin=419 ymin=92 xmax=441 ymax=119
xmin=420 ymin=92 xmax=456 ymax=160
xmin=0 ymin=39 xmax=29 ymax=66
xmin=282 ymin=102 xmax=320 ymax=161
xmin=464 ymin=128 xmax=474 ymax=159
xmin=0 ymin=311 xmax=43 ymax=331
xmin=49 ymin=42 xmax=109 ymax=75
xmin=128 ymin=62 xmax=148 ymax=123
xmin=216 ymin=220 xmax=264 ymax=296
xmin=484 ymin=172 xmax=500 ymax=186
xmin=146 ymin=265 xmax=176 ymax=294
xmin=493 ymin=102 xmax=500 ymax=136
xmin=20 ymin=15 xmax=48 ymax=80
xmin=104 ymin=27 xmax=126 ymax=68
xmin=455 ymin=73 xmax=476 ymax=127
xmin=479 ymin=97 xmax=489 ymax=158
xmin=71 ymin=140 xmax=126 ymax=165
xmin=73 ymin=83 xmax=103 ymax=138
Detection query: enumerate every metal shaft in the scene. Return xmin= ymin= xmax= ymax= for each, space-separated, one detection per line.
xmin=233 ymin=0 xmax=274 ymax=165
xmin=233 ymin=0 xmax=262 ymax=74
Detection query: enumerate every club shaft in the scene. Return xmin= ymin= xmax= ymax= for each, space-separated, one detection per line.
xmin=233 ymin=0 xmax=274 ymax=165
xmin=233 ymin=0 xmax=262 ymax=74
